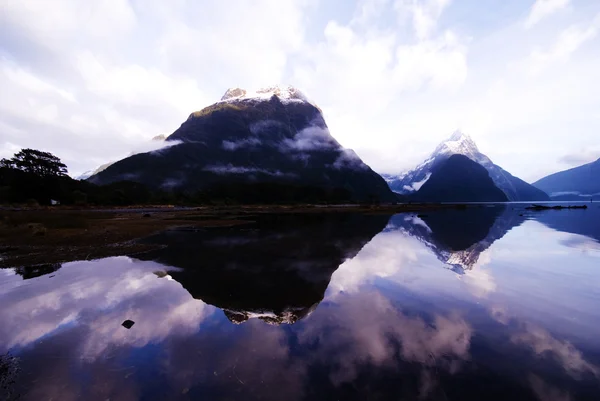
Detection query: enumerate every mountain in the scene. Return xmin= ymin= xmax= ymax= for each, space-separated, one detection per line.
xmin=412 ymin=154 xmax=508 ymax=202
xmin=533 ymin=158 xmax=600 ymax=200
xmin=391 ymin=205 xmax=525 ymax=272
xmin=88 ymin=85 xmax=396 ymax=203
xmin=75 ymin=135 xmax=170 ymax=180
xmin=136 ymin=213 xmax=390 ymax=325
xmin=384 ymin=131 xmax=549 ymax=201
xmin=75 ymin=161 xmax=114 ymax=181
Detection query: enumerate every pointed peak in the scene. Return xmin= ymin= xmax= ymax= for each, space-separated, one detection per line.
xmin=449 ymin=130 xmax=471 ymax=141
xmin=433 ymin=130 xmax=480 ymax=157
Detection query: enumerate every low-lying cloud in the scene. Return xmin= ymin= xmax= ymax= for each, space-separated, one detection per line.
xmin=332 ymin=148 xmax=368 ymax=170
xmin=280 ymin=125 xmax=338 ymax=152
xmin=249 ymin=120 xmax=287 ymax=135
xmin=558 ymin=148 xmax=600 ymax=167
xmin=222 ymin=137 xmax=262 ymax=150
xmin=203 ymin=164 xmax=295 ymax=178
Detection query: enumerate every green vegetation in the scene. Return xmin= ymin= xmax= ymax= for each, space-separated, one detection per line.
xmin=189 ymin=102 xmax=246 ymax=118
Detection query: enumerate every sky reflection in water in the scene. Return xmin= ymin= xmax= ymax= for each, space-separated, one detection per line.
xmin=1 ymin=205 xmax=600 ymax=400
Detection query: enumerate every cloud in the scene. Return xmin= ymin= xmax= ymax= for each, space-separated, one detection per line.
xmin=280 ymin=124 xmax=339 ymax=152
xmin=222 ymin=137 xmax=262 ymax=151
xmin=525 ymin=0 xmax=571 ymax=28
xmin=203 ymin=164 xmax=294 ymax=177
xmin=525 ymin=14 xmax=600 ymax=75
xmin=2 ymin=0 xmax=600 ymax=182
xmin=326 ymin=229 xmax=420 ymax=297
xmin=332 ymin=148 xmax=369 ymax=170
xmin=511 ymin=323 xmax=599 ymax=379
xmin=558 ymin=148 xmax=600 ymax=166
xmin=0 ymin=257 xmax=215 ymax=355
xmin=298 ymin=290 xmax=472 ymax=389
xmin=395 ymin=0 xmax=452 ymax=40
xmin=249 ymin=120 xmax=287 ymax=135
xmin=529 ymin=375 xmax=573 ymax=401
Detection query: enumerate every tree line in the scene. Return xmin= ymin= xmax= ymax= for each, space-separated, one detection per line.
xmin=1 ymin=148 xmax=361 ymax=206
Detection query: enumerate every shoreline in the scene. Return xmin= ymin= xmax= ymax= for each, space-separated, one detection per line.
xmin=0 ymin=203 xmax=492 ymax=268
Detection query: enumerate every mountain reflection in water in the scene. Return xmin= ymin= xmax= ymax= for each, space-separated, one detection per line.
xmin=137 ymin=213 xmax=390 ymax=324
xmin=1 ymin=207 xmax=600 ymax=400
xmin=391 ymin=205 xmax=525 ymax=272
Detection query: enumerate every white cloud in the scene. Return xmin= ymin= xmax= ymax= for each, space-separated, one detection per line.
xmin=511 ymin=322 xmax=599 ymax=378
xmin=395 ymin=0 xmax=452 ymax=40
xmin=281 ymin=124 xmax=339 ymax=152
xmin=299 ymin=290 xmax=472 ymax=388
xmin=525 ymin=0 xmax=571 ymax=28
xmin=1 ymin=0 xmax=600 ymax=181
xmin=525 ymin=14 xmax=600 ymax=75
xmin=0 ymin=257 xmax=215 ymax=355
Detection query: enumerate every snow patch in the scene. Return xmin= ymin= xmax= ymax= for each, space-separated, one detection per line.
xmin=220 ymin=85 xmax=316 ymax=107
xmin=403 ymin=172 xmax=431 ymax=192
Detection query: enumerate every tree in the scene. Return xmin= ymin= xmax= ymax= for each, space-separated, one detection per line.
xmin=1 ymin=148 xmax=68 ymax=177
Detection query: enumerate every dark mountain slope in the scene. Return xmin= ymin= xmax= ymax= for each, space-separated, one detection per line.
xmin=412 ymin=154 xmax=509 ymax=203
xmin=88 ymin=86 xmax=396 ymax=203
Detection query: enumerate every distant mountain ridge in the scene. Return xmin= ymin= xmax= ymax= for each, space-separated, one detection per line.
xmin=88 ymin=85 xmax=396 ymax=203
xmin=384 ymin=131 xmax=549 ymax=201
xmin=533 ymin=157 xmax=600 ymax=199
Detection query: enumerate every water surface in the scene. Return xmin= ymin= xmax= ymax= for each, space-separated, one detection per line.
xmin=1 ymin=205 xmax=600 ymax=400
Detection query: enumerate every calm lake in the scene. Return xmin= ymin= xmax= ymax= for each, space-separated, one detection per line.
xmin=1 ymin=204 xmax=600 ymax=400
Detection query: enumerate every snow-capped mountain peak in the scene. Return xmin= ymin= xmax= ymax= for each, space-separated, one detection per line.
xmin=385 ymin=130 xmax=550 ymax=201
xmin=220 ymin=85 xmax=316 ymax=106
xmin=433 ymin=130 xmax=479 ymax=158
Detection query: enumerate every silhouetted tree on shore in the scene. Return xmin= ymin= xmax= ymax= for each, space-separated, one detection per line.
xmin=1 ymin=149 xmax=68 ymax=177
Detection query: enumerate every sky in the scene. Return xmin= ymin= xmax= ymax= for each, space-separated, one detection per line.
xmin=1 ymin=0 xmax=599 ymax=181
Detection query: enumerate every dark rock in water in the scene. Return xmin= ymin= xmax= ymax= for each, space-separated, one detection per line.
xmin=411 ymin=154 xmax=508 ymax=203
xmin=14 ymin=263 xmax=61 ymax=280
xmin=122 ymin=320 xmax=135 ymax=329
xmin=142 ymin=213 xmax=151 ymax=218
xmin=526 ymin=204 xmax=588 ymax=211
xmin=88 ymin=85 xmax=395 ymax=203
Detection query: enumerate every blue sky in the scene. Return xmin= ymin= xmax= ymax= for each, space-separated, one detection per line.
xmin=1 ymin=0 xmax=599 ymax=181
